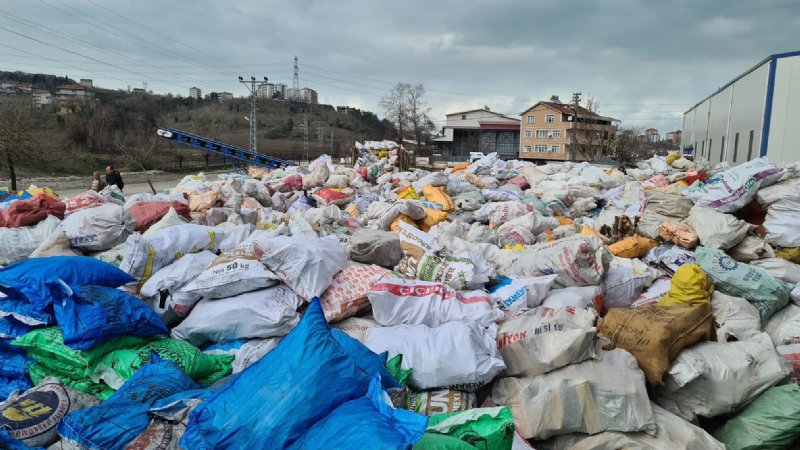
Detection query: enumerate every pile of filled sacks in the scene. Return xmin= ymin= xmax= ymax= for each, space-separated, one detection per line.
xmin=2 ymin=150 xmax=800 ymax=449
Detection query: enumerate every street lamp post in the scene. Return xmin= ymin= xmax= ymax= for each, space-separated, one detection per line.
xmin=239 ymin=75 xmax=268 ymax=154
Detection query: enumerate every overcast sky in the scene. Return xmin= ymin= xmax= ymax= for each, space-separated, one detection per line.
xmin=1 ymin=0 xmax=798 ymax=134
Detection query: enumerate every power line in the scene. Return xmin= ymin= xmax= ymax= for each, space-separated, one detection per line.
xmin=0 ymin=26 xmax=192 ymax=91
xmin=0 ymin=42 xmax=138 ymax=86
xmin=40 ymin=0 xmax=235 ymax=85
xmin=84 ymin=0 xmax=255 ymax=75
xmin=0 ymin=9 xmax=211 ymax=90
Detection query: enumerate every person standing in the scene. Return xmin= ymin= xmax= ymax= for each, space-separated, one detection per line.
xmin=105 ymin=166 xmax=124 ymax=191
xmin=90 ymin=171 xmax=107 ymax=191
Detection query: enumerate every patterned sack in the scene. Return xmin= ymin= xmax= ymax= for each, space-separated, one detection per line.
xmin=320 ymin=265 xmax=391 ymax=323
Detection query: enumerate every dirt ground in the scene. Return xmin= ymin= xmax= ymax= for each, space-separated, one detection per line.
xmin=2 ymin=169 xmax=231 ymax=198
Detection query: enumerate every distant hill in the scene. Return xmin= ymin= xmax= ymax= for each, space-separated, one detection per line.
xmin=0 ymin=70 xmax=75 ymax=91
xmin=0 ymin=70 xmax=396 ymax=176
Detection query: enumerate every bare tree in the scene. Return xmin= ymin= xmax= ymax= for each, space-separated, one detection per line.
xmin=584 ymin=95 xmax=600 ymax=114
xmin=569 ymin=96 xmax=615 ymax=162
xmin=406 ymin=84 xmax=434 ymax=154
xmin=613 ymin=126 xmax=649 ymax=165
xmin=0 ymin=104 xmax=33 ymax=191
xmin=379 ymin=82 xmax=411 ymax=143
xmin=112 ymin=125 xmax=157 ymax=194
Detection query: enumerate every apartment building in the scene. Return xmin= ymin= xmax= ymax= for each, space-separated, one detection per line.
xmin=55 ymin=83 xmax=91 ymax=101
xmin=519 ymin=96 xmax=619 ymax=161
xmin=32 ymin=89 xmax=52 ymax=107
xmin=189 ymin=86 xmax=202 ymax=99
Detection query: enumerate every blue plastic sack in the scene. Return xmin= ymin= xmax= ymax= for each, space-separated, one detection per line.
xmin=54 ymin=285 xmax=167 ymax=350
xmin=0 ymin=428 xmax=33 ymax=450
xmin=0 ymin=257 xmax=135 ymax=309
xmin=181 ymin=299 xmax=376 ymax=449
xmin=0 ymin=375 xmax=32 ymax=402
xmin=0 ymin=344 xmax=33 ymax=379
xmin=289 ymin=375 xmax=427 ymax=449
xmin=0 ymin=295 xmax=54 ymax=326
xmin=330 ymin=328 xmax=401 ymax=390
xmin=0 ymin=317 xmax=32 ymax=339
xmin=58 ymin=354 xmax=200 ymax=450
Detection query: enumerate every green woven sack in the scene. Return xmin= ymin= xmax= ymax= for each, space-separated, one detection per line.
xmin=91 ymin=338 xmax=233 ymax=389
xmin=414 ymin=406 xmax=514 ymax=450
xmin=712 ymin=384 xmax=800 ymax=450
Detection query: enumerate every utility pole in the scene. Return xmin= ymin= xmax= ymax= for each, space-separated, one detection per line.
xmin=316 ymin=122 xmax=325 ymax=151
xmin=302 ymin=110 xmax=309 ymax=163
xmin=570 ymin=92 xmax=581 ymax=161
xmin=239 ymin=75 xmax=268 ymax=154
xmin=292 ymin=56 xmax=300 ymax=101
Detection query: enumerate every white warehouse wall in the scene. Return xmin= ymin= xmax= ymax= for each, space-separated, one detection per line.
xmin=766 ymin=55 xmax=800 ymax=164
xmin=682 ymin=60 xmax=769 ymax=165
xmin=724 ymin=62 xmax=770 ymax=164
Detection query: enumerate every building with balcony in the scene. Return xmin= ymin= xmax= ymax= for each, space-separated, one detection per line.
xmin=189 ymin=86 xmax=202 ymax=99
xmin=32 ymin=89 xmax=52 ymax=107
xmin=55 ymin=83 xmax=91 ymax=101
xmin=519 ymin=96 xmax=619 ymax=161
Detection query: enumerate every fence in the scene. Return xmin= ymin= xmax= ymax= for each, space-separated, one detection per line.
xmin=156 ymin=157 xmax=229 ymax=172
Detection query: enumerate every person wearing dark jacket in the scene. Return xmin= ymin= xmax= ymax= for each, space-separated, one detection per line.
xmin=105 ymin=166 xmax=124 ymax=191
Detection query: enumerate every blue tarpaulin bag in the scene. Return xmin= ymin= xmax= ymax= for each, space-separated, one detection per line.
xmin=54 ymin=285 xmax=167 ymax=351
xmin=0 ymin=295 xmax=54 ymax=327
xmin=0 ymin=375 xmax=32 ymax=402
xmin=0 ymin=342 xmax=33 ymax=379
xmin=181 ymin=299 xmax=376 ymax=449
xmin=0 ymin=257 xmax=134 ymax=309
xmin=330 ymin=328 xmax=401 ymax=390
xmin=58 ymin=354 xmax=200 ymax=450
xmin=0 ymin=317 xmax=32 ymax=340
xmin=289 ymin=375 xmax=427 ymax=449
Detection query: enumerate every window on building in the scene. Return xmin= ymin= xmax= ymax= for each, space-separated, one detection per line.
xmin=461 ymin=114 xmax=466 ymax=120
xmin=535 ymin=130 xmax=548 ymax=138
xmin=720 ymin=136 xmax=725 ymax=162
xmin=523 ymin=145 xmax=532 ymax=153
xmin=733 ymin=133 xmax=739 ymax=162
xmin=747 ymin=130 xmax=755 ymax=160
xmin=524 ymin=130 xmax=532 ymax=138
xmin=550 ymin=145 xmax=560 ymax=153
xmin=552 ymin=129 xmax=561 ymax=138
xmin=535 ymin=144 xmax=548 ymax=153
xmin=545 ymin=114 xmax=555 ymax=123
xmin=527 ymin=115 xmax=535 ymax=124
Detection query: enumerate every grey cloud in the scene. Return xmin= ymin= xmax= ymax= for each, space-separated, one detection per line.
xmin=1 ymin=0 xmax=798 ymax=133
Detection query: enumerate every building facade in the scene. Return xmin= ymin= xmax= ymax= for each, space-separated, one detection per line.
xmin=298 ymin=87 xmax=318 ymax=104
xmin=256 ymin=82 xmax=274 ymax=98
xmin=682 ymin=51 xmax=800 ymax=165
xmin=665 ymin=130 xmax=682 ymax=144
xmin=645 ymin=128 xmax=660 ymax=143
xmin=32 ymin=89 xmax=52 ymax=107
xmin=519 ymin=97 xmax=618 ymax=161
xmin=55 ymin=83 xmax=90 ymax=101
xmin=431 ymin=108 xmax=520 ymax=160
xmin=79 ymin=79 xmax=93 ymax=88
xmin=189 ymin=86 xmax=202 ymax=99
xmin=218 ymin=91 xmax=234 ymax=101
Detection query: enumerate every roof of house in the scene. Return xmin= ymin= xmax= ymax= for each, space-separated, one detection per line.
xmin=445 ymin=108 xmax=517 ymax=121
xmin=521 ymin=101 xmax=598 ymax=117
xmin=56 ymin=83 xmax=86 ymax=90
